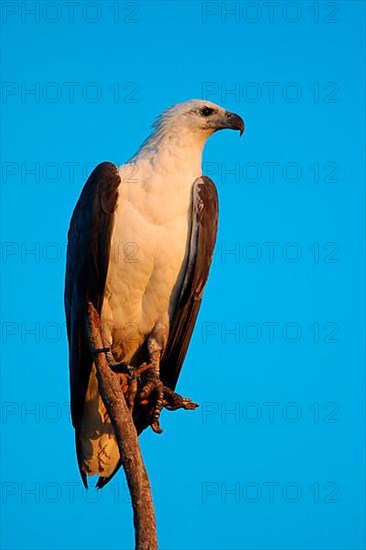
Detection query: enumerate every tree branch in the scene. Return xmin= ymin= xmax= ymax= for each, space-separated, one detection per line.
xmin=86 ymin=302 xmax=157 ymax=550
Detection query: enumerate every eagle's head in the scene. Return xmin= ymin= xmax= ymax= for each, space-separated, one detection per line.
xmin=155 ymin=99 xmax=245 ymax=140
xmin=134 ymin=99 xmax=245 ymax=162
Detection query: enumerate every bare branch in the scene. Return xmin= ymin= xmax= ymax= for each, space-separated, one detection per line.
xmin=86 ymin=302 xmax=157 ymax=550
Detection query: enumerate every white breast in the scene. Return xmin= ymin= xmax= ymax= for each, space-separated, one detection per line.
xmin=100 ymin=153 xmax=201 ymax=362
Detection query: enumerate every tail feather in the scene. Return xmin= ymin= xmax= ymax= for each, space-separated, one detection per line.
xmin=76 ymin=363 xmax=155 ymax=489
xmin=96 ymin=462 xmax=122 ymax=489
xmin=76 ymin=365 xmax=120 ymax=485
xmin=95 ymin=417 xmax=147 ymax=488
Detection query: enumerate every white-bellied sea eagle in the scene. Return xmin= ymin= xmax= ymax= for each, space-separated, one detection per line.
xmin=64 ymin=99 xmax=244 ymax=488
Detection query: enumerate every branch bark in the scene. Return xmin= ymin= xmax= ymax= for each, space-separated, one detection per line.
xmin=86 ymin=302 xmax=158 ymax=550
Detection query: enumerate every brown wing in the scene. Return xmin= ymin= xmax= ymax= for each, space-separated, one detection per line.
xmin=159 ymin=176 xmax=219 ymax=390
xmin=64 ymin=162 xmax=120 ymax=483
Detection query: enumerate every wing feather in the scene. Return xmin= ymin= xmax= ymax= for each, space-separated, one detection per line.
xmin=160 ymin=176 xmax=219 ymax=390
xmin=64 ymin=162 xmax=120 ymax=430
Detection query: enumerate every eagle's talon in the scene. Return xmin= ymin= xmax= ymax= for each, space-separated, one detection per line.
xmin=164 ymin=392 xmax=199 ymax=411
xmin=109 ymin=361 xmax=134 ymax=375
xmin=148 ymin=376 xmax=165 ymax=432
xmin=138 ymin=371 xmax=166 ymax=432
xmin=151 ymin=420 xmax=163 ymax=434
xmin=133 ymin=362 xmax=155 ymax=377
xmin=137 ymin=370 xmax=199 ymax=432
xmin=138 ymin=372 xmax=161 ymax=400
xmin=182 ymin=398 xmax=199 ymax=410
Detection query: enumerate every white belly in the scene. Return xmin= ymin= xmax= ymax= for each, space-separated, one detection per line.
xmin=100 ymin=167 xmax=194 ymax=362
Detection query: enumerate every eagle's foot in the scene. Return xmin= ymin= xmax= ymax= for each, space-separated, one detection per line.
xmin=138 ymin=371 xmax=164 ymax=434
xmin=138 ymin=371 xmax=199 ymax=434
xmin=90 ymin=345 xmax=134 ymax=376
xmin=109 ymin=361 xmax=134 ymax=375
xmin=162 ymin=386 xmax=199 ymax=412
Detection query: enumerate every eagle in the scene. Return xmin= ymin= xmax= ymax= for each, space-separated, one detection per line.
xmin=65 ymin=99 xmax=244 ymax=488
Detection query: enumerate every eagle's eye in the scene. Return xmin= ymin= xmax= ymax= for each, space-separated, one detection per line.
xmin=201 ymin=106 xmax=214 ymax=117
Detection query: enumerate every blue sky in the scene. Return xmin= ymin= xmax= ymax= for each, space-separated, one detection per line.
xmin=1 ymin=1 xmax=365 ymax=549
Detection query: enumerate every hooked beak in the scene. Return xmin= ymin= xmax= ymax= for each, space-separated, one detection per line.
xmin=223 ymin=110 xmax=245 ymax=136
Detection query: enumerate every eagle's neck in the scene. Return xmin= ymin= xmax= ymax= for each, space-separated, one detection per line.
xmin=122 ymin=125 xmax=210 ymax=224
xmin=131 ymin=124 xmax=210 ymax=178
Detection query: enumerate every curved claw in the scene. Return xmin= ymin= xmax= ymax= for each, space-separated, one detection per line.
xmin=137 ymin=371 xmax=199 ymax=433
xmin=151 ymin=420 xmax=163 ymax=434
xmin=165 ymin=398 xmax=199 ymax=411
xmin=151 ymin=380 xmax=164 ymax=432
xmin=162 ymin=386 xmax=199 ymax=411
xmin=138 ymin=377 xmax=157 ymax=400
xmin=109 ymin=361 xmax=134 ymax=375
xmin=137 ymin=372 xmax=164 ymax=433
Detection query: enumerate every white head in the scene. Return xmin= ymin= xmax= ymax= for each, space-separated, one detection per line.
xmin=137 ymin=99 xmax=244 ymax=157
xmin=154 ymin=99 xmax=244 ymax=139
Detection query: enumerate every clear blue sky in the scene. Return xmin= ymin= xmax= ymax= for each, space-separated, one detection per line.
xmin=1 ymin=1 xmax=365 ymax=549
